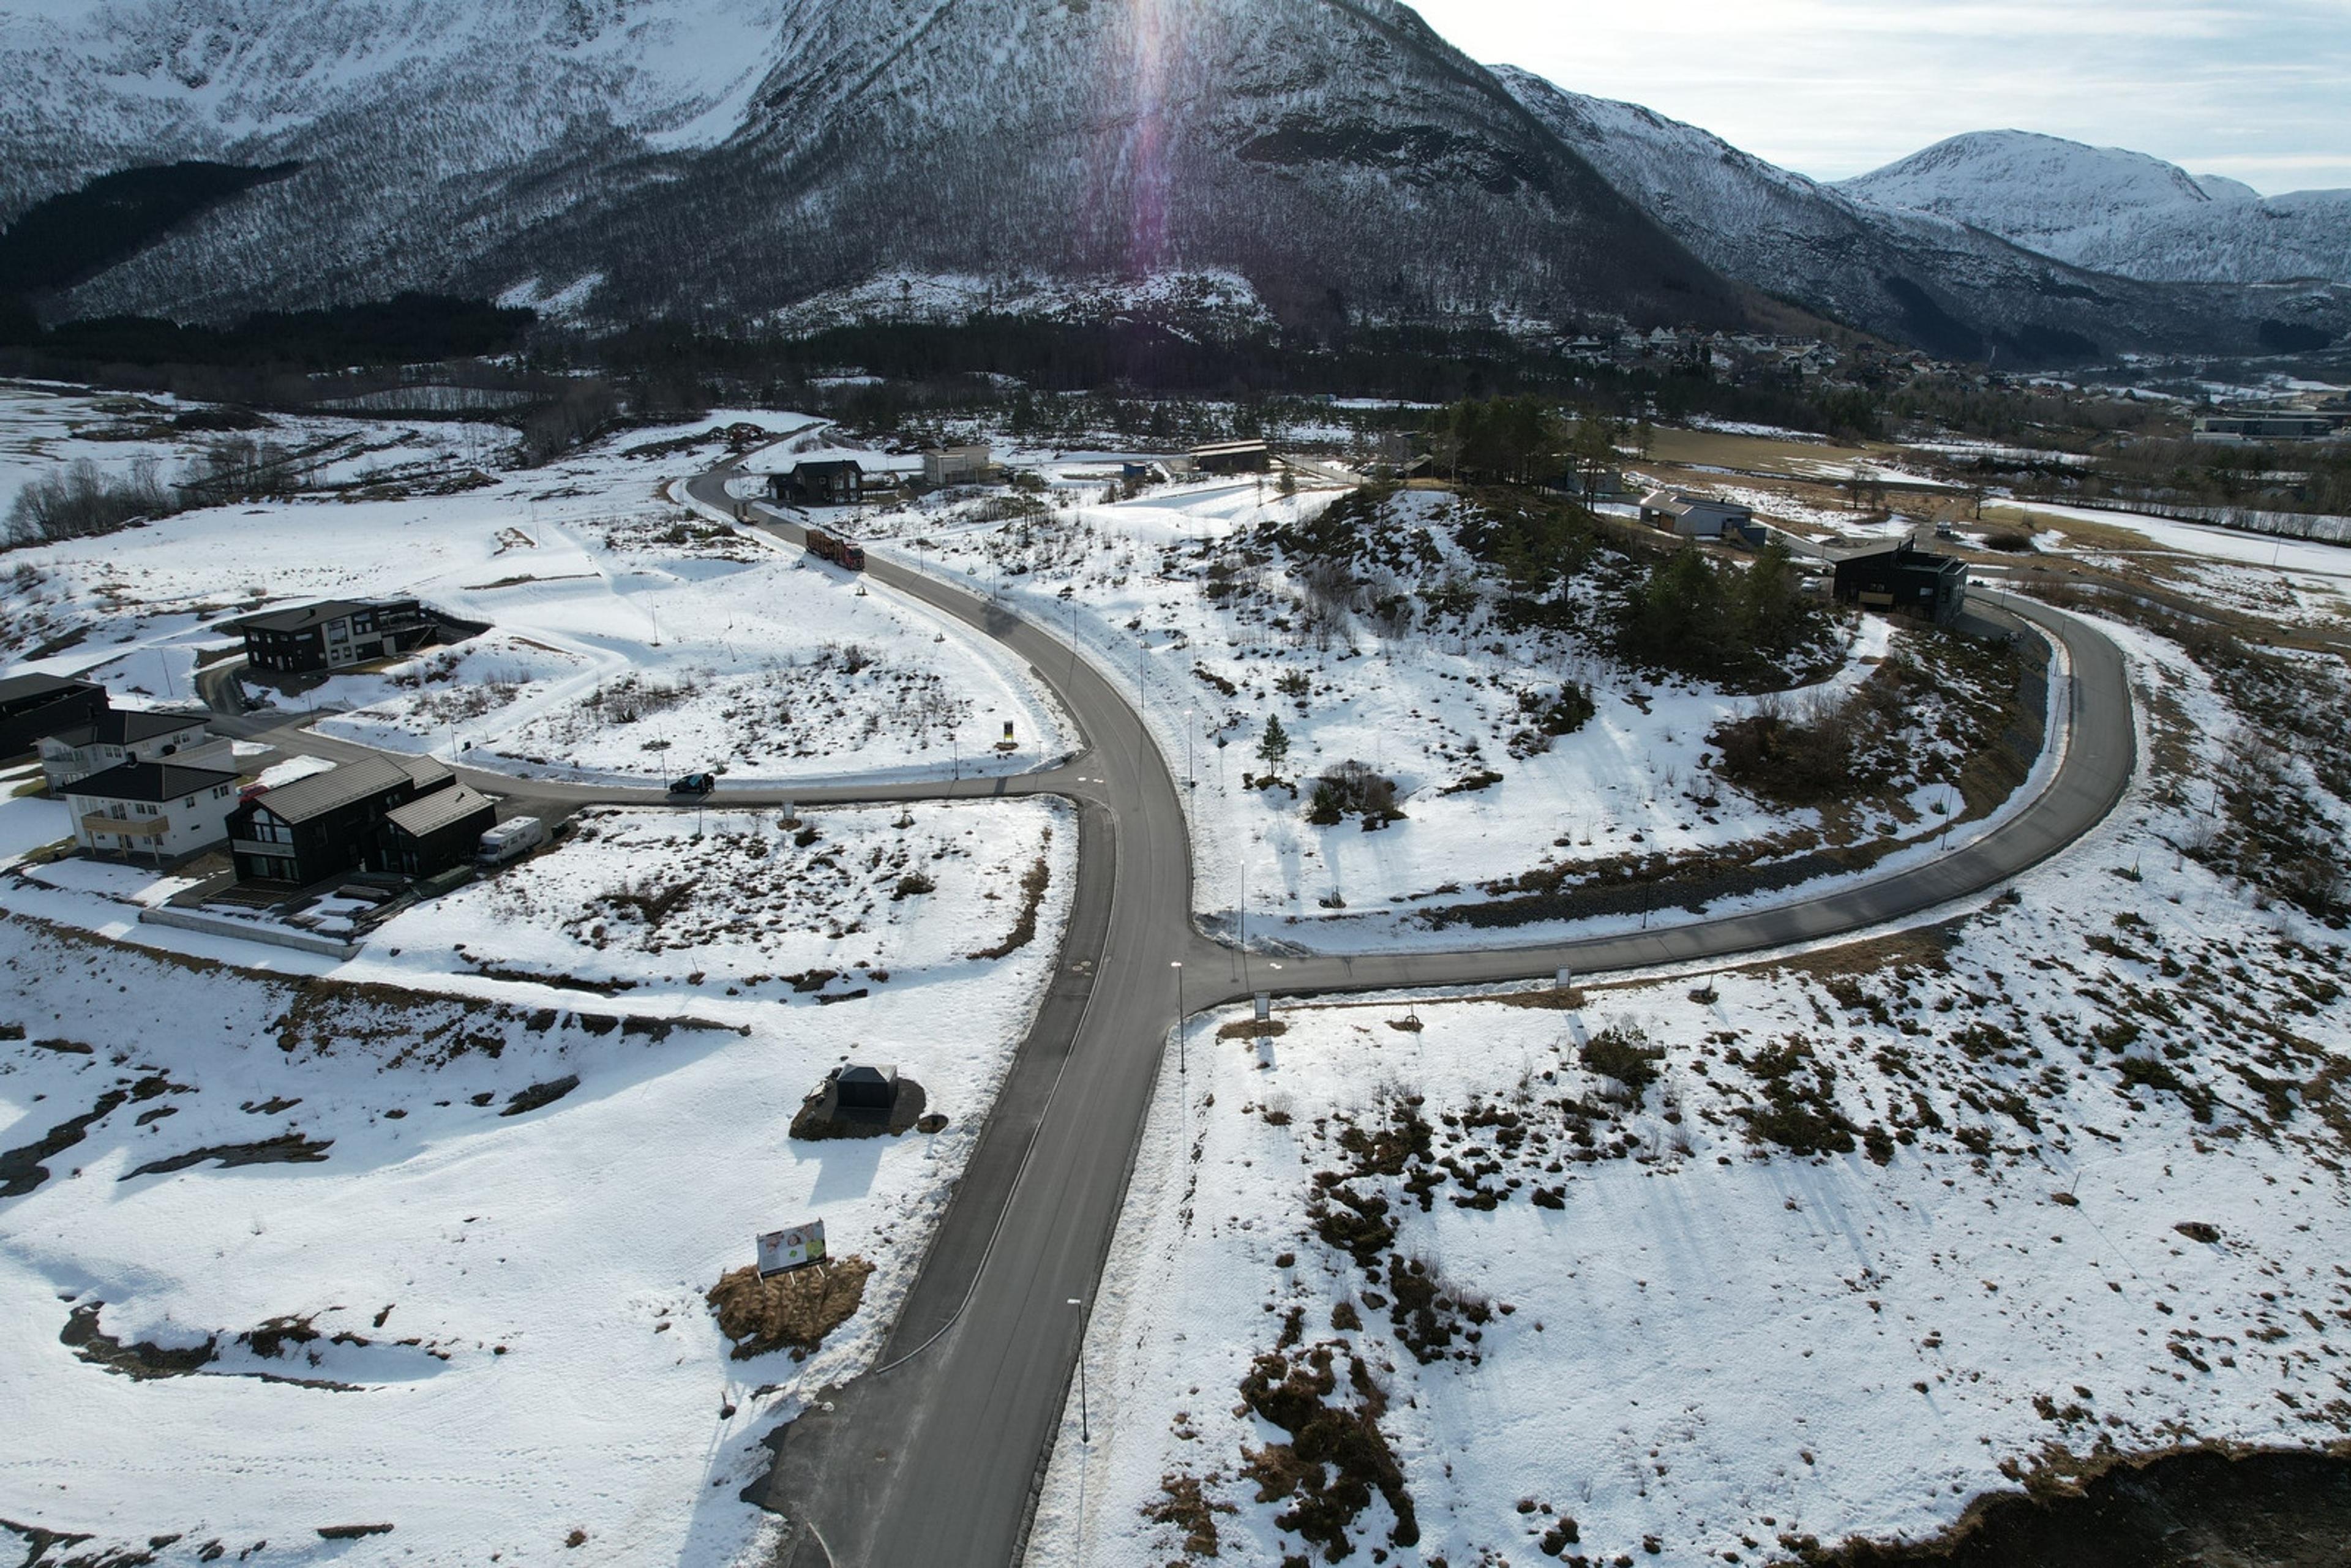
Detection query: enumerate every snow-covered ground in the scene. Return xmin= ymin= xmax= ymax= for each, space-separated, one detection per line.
xmin=1029 ymin=609 xmax=2351 ymax=1567
xmin=1 ymin=795 xmax=1074 ymax=1565
xmin=798 ymin=465 xmax=2030 ymax=952
xmin=0 ymin=406 xmax=1070 ymax=785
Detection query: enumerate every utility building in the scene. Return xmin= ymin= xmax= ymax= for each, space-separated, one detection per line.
xmin=1831 ymin=541 xmax=1970 ymax=626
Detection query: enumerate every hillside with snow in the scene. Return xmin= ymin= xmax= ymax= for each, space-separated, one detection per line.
xmin=1493 ymin=69 xmax=2351 ymax=361
xmin=0 ymin=0 xmax=1739 ymax=337
xmin=1840 ymin=130 xmax=2351 ymax=287
xmin=4 ymin=2 xmax=2347 ymax=360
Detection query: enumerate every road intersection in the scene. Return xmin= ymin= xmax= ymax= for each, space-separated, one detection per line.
xmin=662 ymin=475 xmax=2137 ymax=1566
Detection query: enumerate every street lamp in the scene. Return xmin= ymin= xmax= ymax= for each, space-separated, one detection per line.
xmin=1183 ymin=707 xmax=1194 ymax=786
xmin=1067 ymin=1297 xmax=1089 ymax=1442
xmin=1171 ymin=960 xmax=1185 ymax=1078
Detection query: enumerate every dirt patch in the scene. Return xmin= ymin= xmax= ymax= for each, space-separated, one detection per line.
xmin=1 ymin=1089 xmax=128 ymax=1197
xmin=61 ymin=1301 xmax=217 ymax=1379
xmin=500 ymin=1075 xmax=580 ymax=1117
xmin=968 ymin=844 xmax=1053 ymax=960
xmin=125 ymin=1132 xmax=332 ymax=1180
xmin=1781 ymin=1444 xmax=2351 ymax=1567
xmin=1217 ymin=1018 xmax=1289 ymax=1040
xmin=706 ymin=1257 xmax=876 ymax=1359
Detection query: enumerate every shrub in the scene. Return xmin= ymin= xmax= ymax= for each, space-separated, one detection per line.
xmin=1307 ymin=760 xmax=1403 ymax=827
xmin=1580 ymin=1024 xmax=1664 ymax=1092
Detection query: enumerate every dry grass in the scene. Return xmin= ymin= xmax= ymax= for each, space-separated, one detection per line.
xmin=967 ymin=841 xmax=1052 ymax=960
xmin=705 ymin=1256 xmax=875 ymax=1360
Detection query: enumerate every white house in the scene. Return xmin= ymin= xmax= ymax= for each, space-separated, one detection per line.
xmin=64 ymin=759 xmax=242 ymax=863
xmin=1638 ymin=489 xmax=1756 ymax=542
xmin=39 ymin=708 xmax=228 ymax=790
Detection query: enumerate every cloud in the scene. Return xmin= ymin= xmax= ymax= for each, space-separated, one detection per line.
xmin=1411 ymin=0 xmax=2351 ymax=192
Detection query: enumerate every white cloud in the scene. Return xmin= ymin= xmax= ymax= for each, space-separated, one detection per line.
xmin=1411 ymin=0 xmax=2351 ymax=192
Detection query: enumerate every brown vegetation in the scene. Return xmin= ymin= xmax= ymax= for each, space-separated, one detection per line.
xmin=706 ymin=1257 xmax=875 ymax=1360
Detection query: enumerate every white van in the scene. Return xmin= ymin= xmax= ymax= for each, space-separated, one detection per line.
xmin=477 ymin=816 xmax=547 ymax=866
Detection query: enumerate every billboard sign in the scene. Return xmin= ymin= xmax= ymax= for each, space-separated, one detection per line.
xmin=756 ymin=1220 xmax=827 ymax=1277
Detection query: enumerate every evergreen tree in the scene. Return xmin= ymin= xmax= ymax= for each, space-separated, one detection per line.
xmin=1256 ymin=713 xmax=1291 ymax=773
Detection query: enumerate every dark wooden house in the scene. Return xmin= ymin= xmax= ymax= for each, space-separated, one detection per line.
xmin=234 ymin=599 xmax=440 ymax=673
xmin=1832 ymin=542 xmax=1970 ymax=626
xmin=0 ymin=673 xmax=107 ymax=759
xmin=380 ymin=783 xmax=498 ymax=879
xmin=771 ymin=460 xmax=864 ymax=507
xmin=228 ymin=754 xmax=457 ymax=884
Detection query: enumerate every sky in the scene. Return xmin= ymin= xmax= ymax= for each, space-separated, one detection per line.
xmin=1409 ymin=0 xmax=2351 ymax=195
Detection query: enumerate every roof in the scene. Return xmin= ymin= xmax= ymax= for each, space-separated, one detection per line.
xmin=65 ymin=759 xmax=238 ymax=804
xmin=244 ymin=754 xmax=449 ymax=824
xmin=1834 ymin=541 xmax=1968 ymax=576
xmin=234 ymin=599 xmax=377 ymax=634
xmin=1191 ymin=440 xmax=1269 ymax=457
xmin=1641 ymin=489 xmax=1749 ymax=517
xmin=0 ymin=673 xmax=99 ymax=708
xmin=839 ymin=1064 xmax=898 ymax=1084
xmin=41 ymin=709 xmax=208 ymax=749
xmin=383 ymin=782 xmax=494 ymax=838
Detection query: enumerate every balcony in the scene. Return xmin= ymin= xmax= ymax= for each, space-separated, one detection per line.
xmin=82 ymin=813 xmax=167 ymax=839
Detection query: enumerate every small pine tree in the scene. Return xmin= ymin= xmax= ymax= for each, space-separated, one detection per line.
xmin=1256 ymin=713 xmax=1291 ymax=773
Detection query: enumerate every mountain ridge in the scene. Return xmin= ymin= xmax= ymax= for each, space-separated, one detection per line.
xmin=1839 ymin=129 xmax=2351 ymax=287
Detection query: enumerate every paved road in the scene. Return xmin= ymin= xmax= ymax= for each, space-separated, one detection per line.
xmin=663 ymin=475 xmax=2139 ymax=1566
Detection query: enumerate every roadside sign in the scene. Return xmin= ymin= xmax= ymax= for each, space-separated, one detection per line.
xmin=756 ymin=1220 xmax=827 ymax=1277
xmin=1555 ymin=967 xmax=1574 ymax=991
xmin=1253 ymin=992 xmax=1271 ymax=1022
xmin=1003 ymin=719 xmax=1015 ymax=743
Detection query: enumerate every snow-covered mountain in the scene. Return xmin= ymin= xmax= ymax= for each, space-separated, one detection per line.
xmin=2 ymin=1 xmax=2344 ymax=362
xmin=0 ymin=0 xmax=1741 ymax=336
xmin=1839 ymin=130 xmax=2351 ymax=287
xmin=1494 ymin=70 xmax=2350 ymax=361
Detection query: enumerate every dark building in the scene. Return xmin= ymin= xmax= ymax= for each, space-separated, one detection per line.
xmin=228 ymin=754 xmax=457 ymax=884
xmin=0 ymin=674 xmax=107 ymax=759
xmin=1832 ymin=542 xmax=1970 ymax=626
xmin=1190 ymin=440 xmax=1271 ymax=475
xmin=770 ymin=460 xmax=864 ymax=506
xmin=836 ymin=1063 xmax=899 ymax=1109
xmin=234 ymin=599 xmax=440 ymax=673
xmin=380 ymin=783 xmax=497 ymax=879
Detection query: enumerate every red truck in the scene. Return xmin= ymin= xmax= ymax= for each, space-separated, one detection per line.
xmin=804 ymin=527 xmax=866 ymax=571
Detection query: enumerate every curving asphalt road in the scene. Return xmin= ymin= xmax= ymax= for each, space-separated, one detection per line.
xmin=650 ymin=473 xmax=2140 ymax=1567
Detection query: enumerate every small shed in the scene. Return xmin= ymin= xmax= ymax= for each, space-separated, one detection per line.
xmin=836 ymin=1063 xmax=899 ymax=1110
xmin=1832 ymin=541 xmax=1970 ymax=626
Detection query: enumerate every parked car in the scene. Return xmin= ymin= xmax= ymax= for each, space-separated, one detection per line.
xmin=667 ymin=771 xmax=716 ymax=797
xmin=477 ymin=816 xmax=547 ymax=866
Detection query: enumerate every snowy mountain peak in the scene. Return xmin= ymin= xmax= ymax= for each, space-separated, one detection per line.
xmin=1842 ymin=129 xmax=2218 ymax=227
xmin=1840 ymin=129 xmax=2351 ymax=287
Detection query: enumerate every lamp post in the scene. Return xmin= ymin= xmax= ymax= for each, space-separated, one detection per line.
xmin=1067 ymin=1297 xmax=1089 ymax=1442
xmin=1171 ymin=960 xmax=1185 ymax=1078
xmin=1183 ymin=707 xmax=1194 ymax=787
